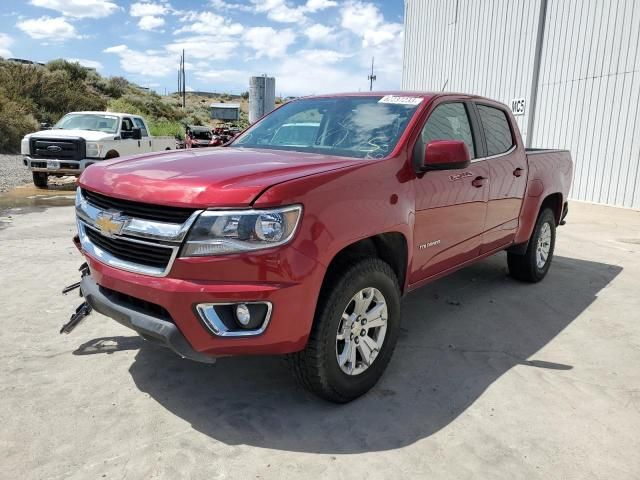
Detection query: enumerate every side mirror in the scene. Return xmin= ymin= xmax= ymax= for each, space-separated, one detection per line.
xmin=132 ymin=127 xmax=142 ymax=140
xmin=421 ymin=140 xmax=471 ymax=171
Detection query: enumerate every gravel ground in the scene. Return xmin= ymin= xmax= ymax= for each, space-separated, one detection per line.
xmin=0 ymin=154 xmax=31 ymax=192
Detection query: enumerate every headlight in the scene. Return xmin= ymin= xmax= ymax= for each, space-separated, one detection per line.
xmin=86 ymin=142 xmax=104 ymax=158
xmin=181 ymin=205 xmax=302 ymax=256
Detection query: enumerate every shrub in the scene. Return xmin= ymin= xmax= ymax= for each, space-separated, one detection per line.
xmin=0 ymin=58 xmax=214 ymax=152
xmin=107 ymin=97 xmax=144 ymax=116
xmin=149 ymin=120 xmax=184 ymax=139
xmin=0 ymin=94 xmax=39 ymax=153
xmin=46 ymin=59 xmax=89 ymax=82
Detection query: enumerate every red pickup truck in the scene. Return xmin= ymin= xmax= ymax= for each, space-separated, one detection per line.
xmin=66 ymin=92 xmax=572 ymax=402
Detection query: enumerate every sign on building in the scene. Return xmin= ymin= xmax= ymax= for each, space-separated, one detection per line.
xmin=510 ymin=98 xmax=526 ymax=116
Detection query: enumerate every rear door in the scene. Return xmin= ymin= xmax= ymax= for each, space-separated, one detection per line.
xmin=410 ymin=100 xmax=490 ymax=285
xmin=474 ymin=103 xmax=528 ymax=253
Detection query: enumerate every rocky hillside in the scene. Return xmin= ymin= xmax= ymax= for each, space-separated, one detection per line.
xmin=0 ymin=59 xmax=249 ymax=153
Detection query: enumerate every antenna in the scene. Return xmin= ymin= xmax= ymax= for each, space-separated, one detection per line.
xmin=441 ymin=78 xmax=449 ymax=91
xmin=368 ymin=57 xmax=376 ymax=91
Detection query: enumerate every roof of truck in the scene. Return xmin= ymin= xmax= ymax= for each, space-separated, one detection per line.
xmin=300 ymin=91 xmax=488 ymax=101
xmin=66 ymin=111 xmax=144 ymax=118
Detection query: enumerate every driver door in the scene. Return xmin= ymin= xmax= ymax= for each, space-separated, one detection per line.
xmin=409 ymin=101 xmax=489 ymax=285
xmin=119 ymin=117 xmax=140 ymax=155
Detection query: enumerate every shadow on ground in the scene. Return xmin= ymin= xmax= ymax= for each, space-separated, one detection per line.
xmin=80 ymin=253 xmax=621 ymax=453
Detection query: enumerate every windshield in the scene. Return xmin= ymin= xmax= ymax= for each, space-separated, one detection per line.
xmin=54 ymin=114 xmax=119 ymax=133
xmin=193 ymin=131 xmax=212 ymax=140
xmin=230 ymin=96 xmax=423 ymax=159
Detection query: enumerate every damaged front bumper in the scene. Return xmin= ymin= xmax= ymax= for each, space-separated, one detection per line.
xmin=62 ymin=272 xmax=216 ymax=364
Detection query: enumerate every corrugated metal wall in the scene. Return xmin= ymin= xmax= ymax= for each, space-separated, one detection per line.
xmin=402 ymin=0 xmax=543 ymax=141
xmin=531 ymin=0 xmax=640 ymax=208
xmin=403 ymin=0 xmax=640 ymax=209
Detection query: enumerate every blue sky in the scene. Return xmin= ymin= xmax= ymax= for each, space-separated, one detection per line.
xmin=0 ymin=0 xmax=404 ymax=96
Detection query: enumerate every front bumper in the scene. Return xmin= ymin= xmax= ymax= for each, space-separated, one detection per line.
xmin=24 ymin=156 xmax=99 ymax=175
xmin=80 ymin=274 xmax=217 ymax=363
xmin=82 ymin=245 xmax=325 ymax=359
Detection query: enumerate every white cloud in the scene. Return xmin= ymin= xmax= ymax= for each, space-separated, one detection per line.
xmin=251 ymin=0 xmax=306 ymax=24
xmin=130 ymin=2 xmax=171 ymax=17
xmin=340 ymin=1 xmax=403 ymax=47
xmin=66 ymin=57 xmax=103 ymax=69
xmin=130 ymin=2 xmax=171 ymax=31
xmin=245 ymin=27 xmax=295 ymax=58
xmin=305 ymin=0 xmax=337 ymax=12
xmin=341 ymin=1 xmax=382 ymax=35
xmin=166 ymin=36 xmax=238 ymax=60
xmin=29 ymin=0 xmax=118 ymax=19
xmin=175 ymin=12 xmax=243 ymax=36
xmin=209 ymin=0 xmax=252 ymax=11
xmin=274 ymin=57 xmax=361 ymax=95
xmin=0 ymin=33 xmax=14 ymax=58
xmin=138 ymin=15 xmax=165 ymax=30
xmin=104 ymin=44 xmax=175 ymax=77
xmin=18 ymin=16 xmax=78 ymax=41
xmin=250 ymin=0 xmax=337 ymax=23
xmin=305 ymin=23 xmax=334 ymax=42
xmin=195 ymin=68 xmax=248 ymax=82
xmin=297 ymin=49 xmax=351 ymax=64
xmin=361 ymin=23 xmax=402 ymax=47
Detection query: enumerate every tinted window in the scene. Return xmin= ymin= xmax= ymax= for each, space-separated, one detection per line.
xmin=133 ymin=117 xmax=149 ymax=137
xmin=121 ymin=117 xmax=134 ymax=132
xmin=421 ymin=103 xmax=475 ymax=158
xmin=477 ymin=105 xmax=514 ymax=156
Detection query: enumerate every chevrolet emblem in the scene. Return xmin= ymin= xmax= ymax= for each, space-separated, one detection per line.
xmin=95 ymin=211 xmax=125 ymax=237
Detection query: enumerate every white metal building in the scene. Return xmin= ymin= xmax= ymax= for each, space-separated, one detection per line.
xmin=402 ymin=0 xmax=640 ymax=209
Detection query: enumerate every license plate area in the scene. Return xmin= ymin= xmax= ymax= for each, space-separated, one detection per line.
xmin=47 ymin=160 xmax=60 ymax=170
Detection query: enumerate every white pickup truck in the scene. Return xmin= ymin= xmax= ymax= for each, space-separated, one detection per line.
xmin=21 ymin=111 xmax=175 ymax=187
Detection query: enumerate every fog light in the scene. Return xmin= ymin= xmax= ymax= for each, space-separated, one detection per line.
xmin=235 ymin=304 xmax=251 ymax=326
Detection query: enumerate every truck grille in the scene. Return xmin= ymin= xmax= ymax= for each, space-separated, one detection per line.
xmin=30 ymin=137 xmax=86 ymax=160
xmin=99 ymin=285 xmax=173 ymax=322
xmin=82 ymin=189 xmax=194 ymax=224
xmin=85 ymin=227 xmax=174 ymax=270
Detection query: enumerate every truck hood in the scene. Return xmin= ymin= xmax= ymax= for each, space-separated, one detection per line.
xmin=79 ymin=147 xmax=361 ymax=208
xmin=26 ymin=129 xmax=115 ymax=142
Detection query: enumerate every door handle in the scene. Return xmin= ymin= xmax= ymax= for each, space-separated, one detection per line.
xmin=471 ymin=176 xmax=487 ymax=188
xmin=513 ymin=167 xmax=524 ymax=177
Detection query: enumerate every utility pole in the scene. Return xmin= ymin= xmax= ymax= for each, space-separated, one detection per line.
xmin=368 ymin=57 xmax=376 ymax=91
xmin=177 ymin=55 xmax=182 ymax=100
xmin=181 ymin=49 xmax=186 ymax=109
xmin=177 ymin=51 xmax=186 ymax=107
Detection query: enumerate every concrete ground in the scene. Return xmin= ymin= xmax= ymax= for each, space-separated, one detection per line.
xmin=0 ymin=199 xmax=639 ymax=480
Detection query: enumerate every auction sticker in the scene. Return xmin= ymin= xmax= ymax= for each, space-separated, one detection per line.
xmin=378 ymin=95 xmax=423 ymax=105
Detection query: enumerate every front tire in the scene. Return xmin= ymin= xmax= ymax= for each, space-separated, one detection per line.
xmin=288 ymin=258 xmax=401 ymax=403
xmin=32 ymin=172 xmax=48 ymax=188
xmin=508 ymin=208 xmax=556 ymax=282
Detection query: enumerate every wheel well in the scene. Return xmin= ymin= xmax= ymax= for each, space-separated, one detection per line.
xmin=540 ymin=193 xmax=563 ymax=225
xmin=323 ymin=233 xmax=408 ymax=294
xmin=104 ymin=150 xmax=119 ymax=159
xmin=165 ymin=147 xmax=171 ymax=150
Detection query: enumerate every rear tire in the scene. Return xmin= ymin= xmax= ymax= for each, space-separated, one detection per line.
xmin=32 ymin=172 xmax=48 ymax=188
xmin=508 ymin=208 xmax=556 ymax=282
xmin=288 ymin=258 xmax=401 ymax=403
